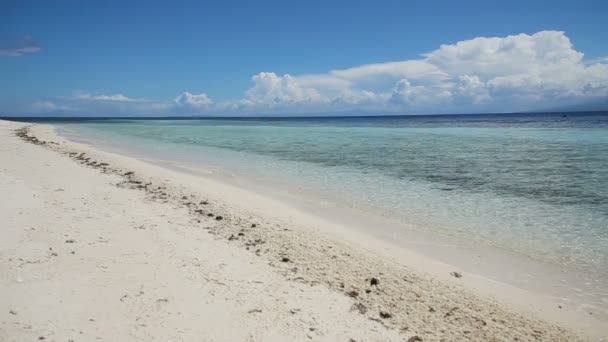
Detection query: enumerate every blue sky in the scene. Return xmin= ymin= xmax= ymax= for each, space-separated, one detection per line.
xmin=1 ymin=0 xmax=607 ymax=116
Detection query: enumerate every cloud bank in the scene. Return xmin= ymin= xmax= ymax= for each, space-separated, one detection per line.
xmin=16 ymin=30 xmax=608 ymax=116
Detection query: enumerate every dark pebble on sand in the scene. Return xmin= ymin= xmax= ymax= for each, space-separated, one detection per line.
xmin=346 ymin=290 xmax=359 ymax=298
xmin=251 ymin=223 xmax=257 ymax=228
xmin=370 ymin=277 xmax=379 ymax=286
xmin=281 ymin=257 xmax=290 ymax=262
xmin=450 ymin=271 xmax=462 ymax=278
xmin=215 ymin=215 xmax=223 ymax=221
xmin=379 ymin=311 xmax=392 ymax=319
xmin=407 ymin=336 xmax=422 ymax=342
xmin=65 ymin=239 xmax=75 ymax=243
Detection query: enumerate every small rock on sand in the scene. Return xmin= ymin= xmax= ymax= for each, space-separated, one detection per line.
xmin=450 ymin=271 xmax=462 ymax=278
xmin=379 ymin=311 xmax=392 ymax=319
xmin=346 ymin=290 xmax=359 ymax=298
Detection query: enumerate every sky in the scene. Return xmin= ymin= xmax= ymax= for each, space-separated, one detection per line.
xmin=1 ymin=0 xmax=607 ymax=116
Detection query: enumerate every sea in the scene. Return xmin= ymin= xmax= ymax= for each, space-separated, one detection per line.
xmin=16 ymin=111 xmax=608 ymax=314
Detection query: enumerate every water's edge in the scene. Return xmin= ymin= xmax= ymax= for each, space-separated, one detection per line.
xmin=55 ymin=122 xmax=608 ymax=322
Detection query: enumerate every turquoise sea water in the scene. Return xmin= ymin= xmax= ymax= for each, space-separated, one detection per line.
xmin=48 ymin=112 xmax=608 ymax=276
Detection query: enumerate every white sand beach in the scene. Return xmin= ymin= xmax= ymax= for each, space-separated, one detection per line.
xmin=1 ymin=119 xmax=605 ymax=341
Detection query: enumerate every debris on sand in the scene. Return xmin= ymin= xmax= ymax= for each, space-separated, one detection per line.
xmin=379 ymin=311 xmax=392 ymax=319
xmin=346 ymin=290 xmax=359 ymax=298
xmin=450 ymin=271 xmax=462 ymax=278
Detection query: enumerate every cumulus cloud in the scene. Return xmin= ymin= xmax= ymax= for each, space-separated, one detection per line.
xmin=424 ymin=31 xmax=584 ymax=78
xmin=389 ymin=79 xmax=452 ymax=108
xmin=174 ymin=92 xmax=213 ymax=108
xmin=456 ymin=75 xmax=490 ymax=105
xmin=243 ymin=72 xmax=325 ymax=108
xmin=17 ymin=30 xmax=608 ymax=115
xmin=0 ymin=34 xmax=41 ymax=56
xmin=220 ymin=30 xmax=607 ymax=114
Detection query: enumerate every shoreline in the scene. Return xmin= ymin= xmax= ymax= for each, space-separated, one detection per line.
xmin=57 ymin=121 xmax=608 ymax=325
xmin=1 ymin=120 xmax=605 ymax=340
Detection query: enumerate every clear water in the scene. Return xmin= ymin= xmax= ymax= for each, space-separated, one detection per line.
xmin=47 ymin=112 xmax=608 ymax=276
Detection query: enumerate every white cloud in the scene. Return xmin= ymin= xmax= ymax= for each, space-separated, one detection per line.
xmin=72 ymin=93 xmax=142 ymax=102
xmin=0 ymin=35 xmax=41 ymax=57
xmin=389 ymin=79 xmax=452 ymax=107
xmin=0 ymin=46 xmax=41 ymax=56
xmin=174 ymin=92 xmax=213 ymax=107
xmin=330 ymin=60 xmax=448 ymax=84
xmin=227 ymin=30 xmax=606 ymax=114
xmin=424 ymin=31 xmax=583 ymax=78
xmin=243 ymin=72 xmax=325 ymax=108
xmin=16 ymin=30 xmax=608 ymax=116
xmin=20 ymin=93 xmax=173 ymax=116
xmin=457 ymin=75 xmax=490 ymax=104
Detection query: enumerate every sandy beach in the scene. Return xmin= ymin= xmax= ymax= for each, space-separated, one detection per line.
xmin=0 ymin=119 xmax=604 ymax=341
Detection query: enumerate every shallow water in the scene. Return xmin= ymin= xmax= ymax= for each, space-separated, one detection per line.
xmin=50 ymin=112 xmax=608 ymax=277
